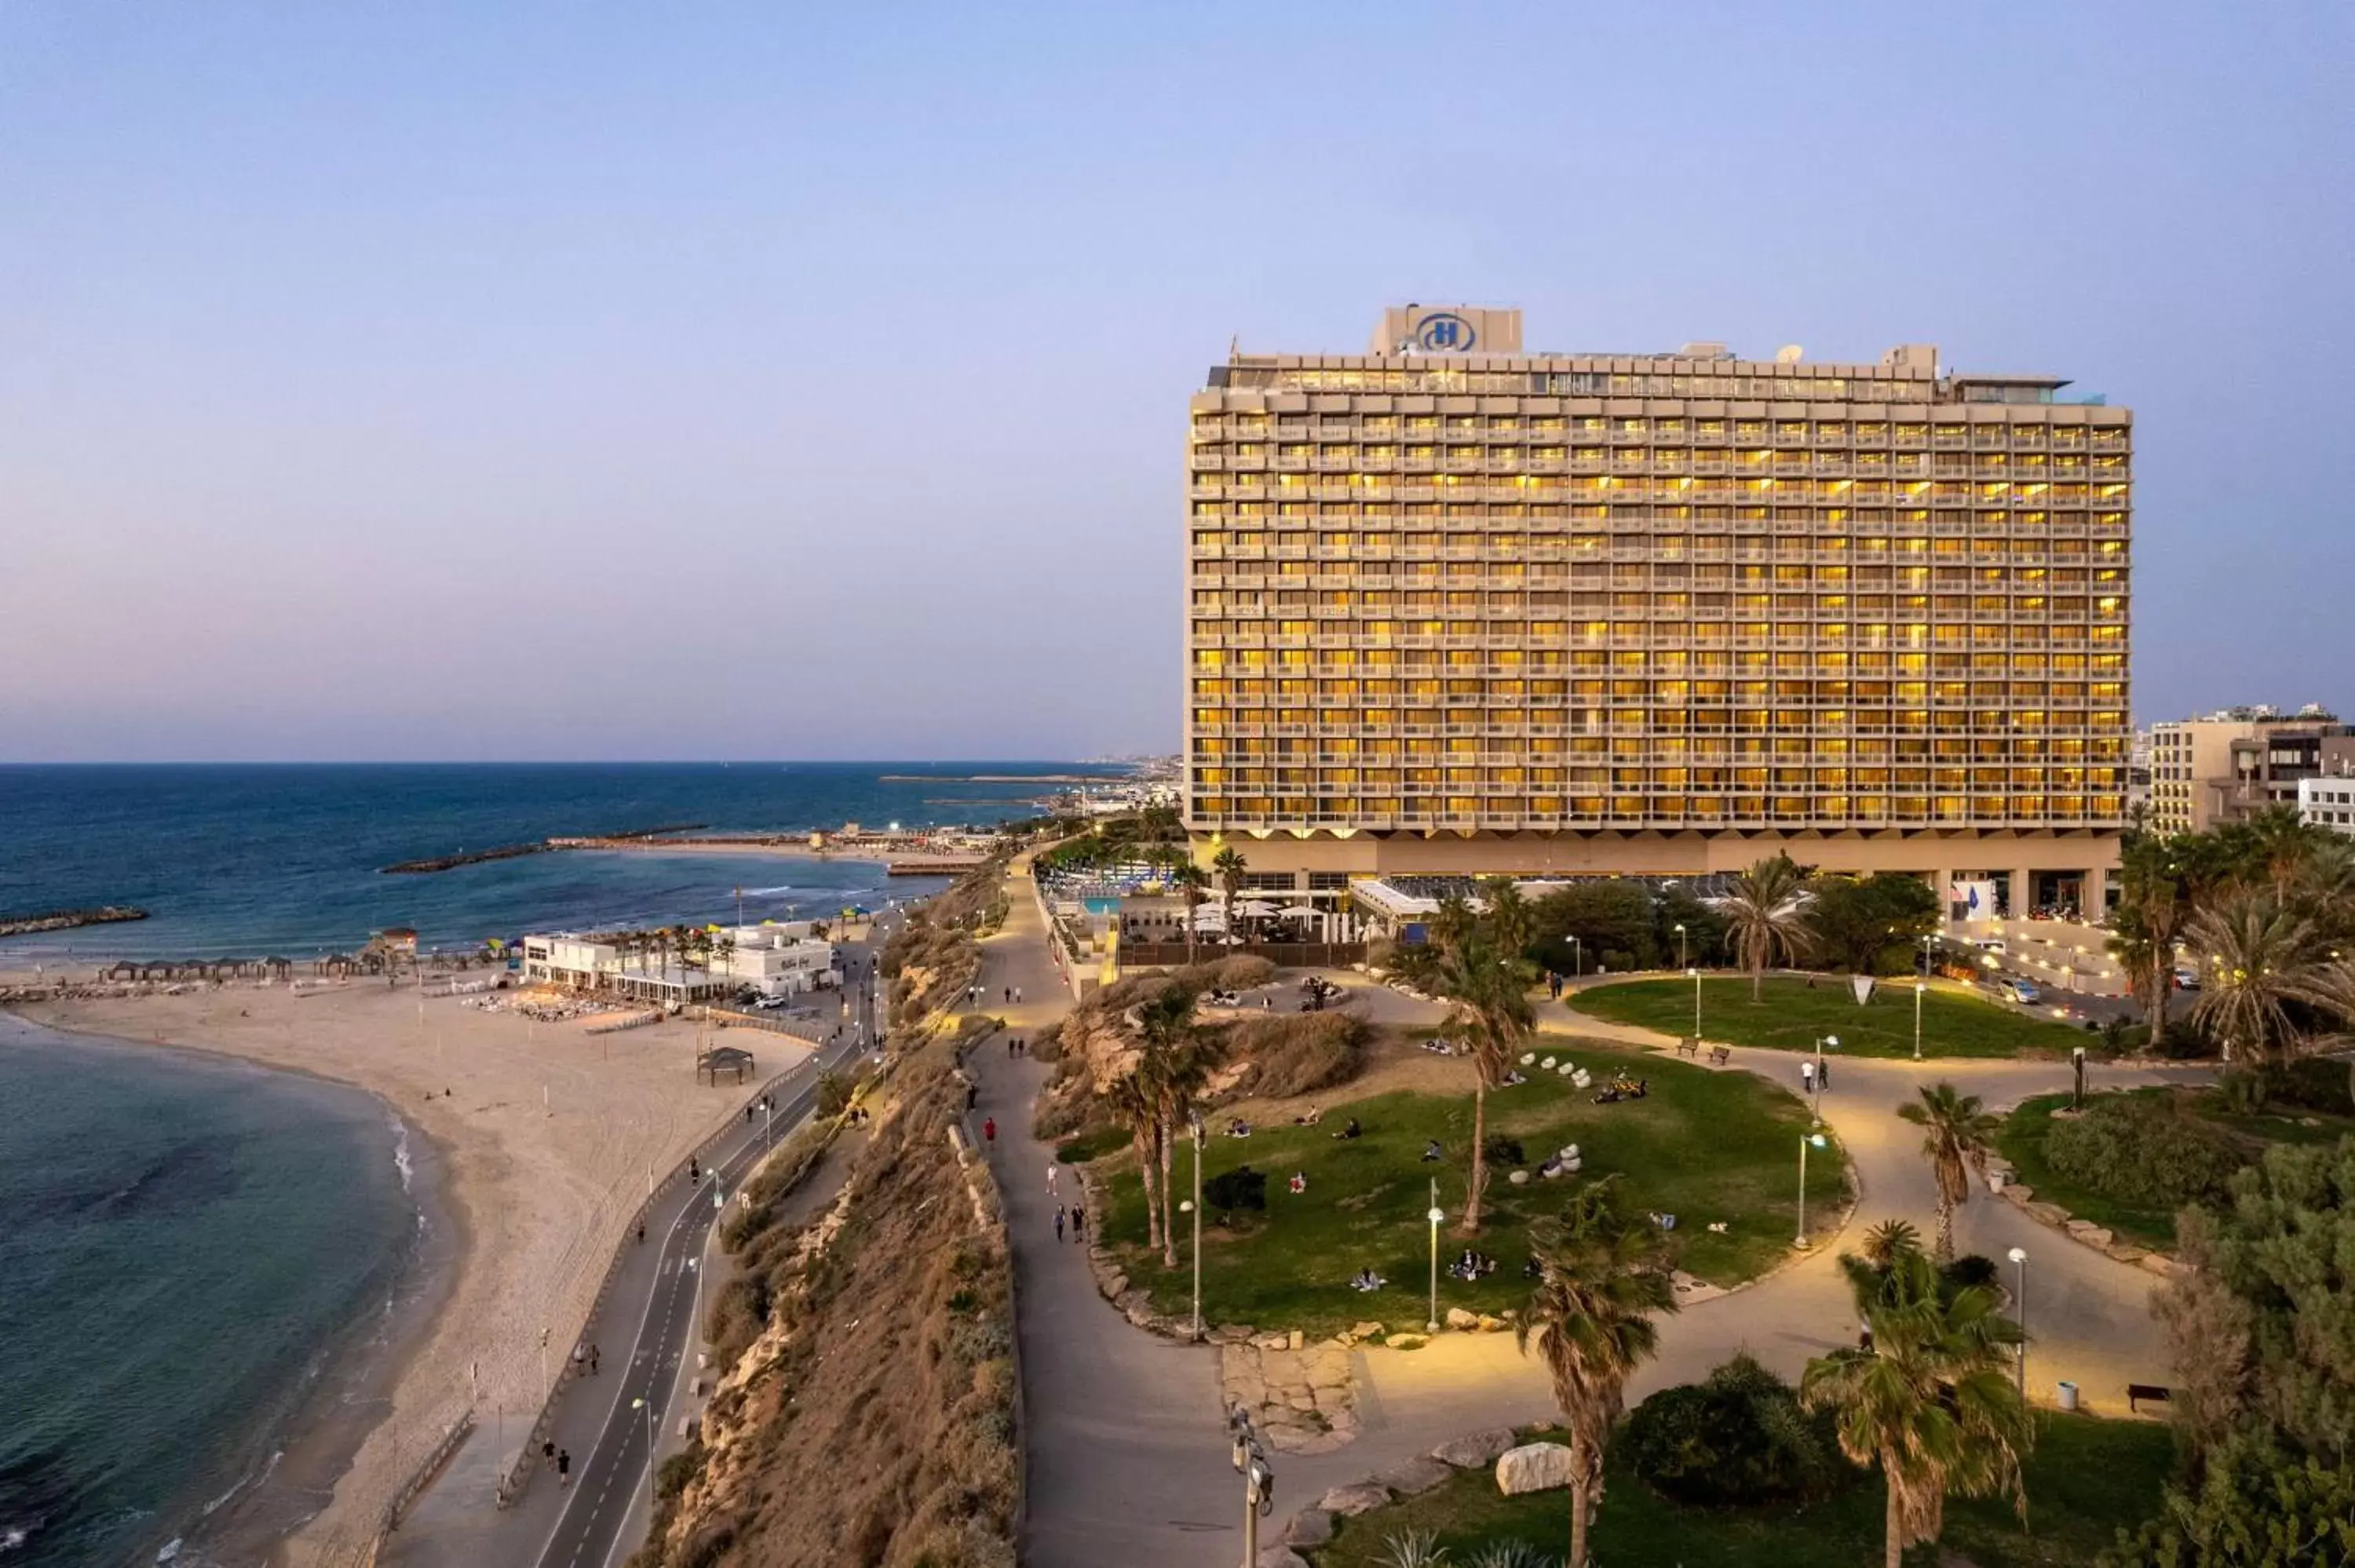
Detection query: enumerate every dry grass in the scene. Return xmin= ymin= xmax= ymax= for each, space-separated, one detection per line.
xmin=1228 ymin=1010 xmax=1370 ymax=1099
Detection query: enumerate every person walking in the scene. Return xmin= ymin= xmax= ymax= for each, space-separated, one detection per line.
xmin=556 ymin=1449 xmax=571 ymax=1488
xmin=588 ymin=1344 xmax=600 ymax=1376
xmin=1070 ymin=1203 xmax=1085 ymax=1243
xmin=1800 ymin=1059 xmax=1816 ymax=1096
xmin=1046 ymin=1161 xmax=1059 ymax=1196
xmin=983 ymin=1116 xmax=996 ymax=1145
xmin=1818 ymin=1058 xmax=1831 ymax=1091
xmin=1054 ymin=1205 xmax=1067 ymax=1242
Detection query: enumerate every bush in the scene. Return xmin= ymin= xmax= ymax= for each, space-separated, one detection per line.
xmin=1941 ymin=1253 xmax=1999 ymax=1294
xmin=1624 ymin=1352 xmax=1850 ymax=1507
xmin=2260 ymin=1058 xmax=2355 ymax=1116
xmin=816 ymin=1070 xmax=853 ymax=1119
xmin=1233 ymin=1012 xmax=1368 ymax=1099
xmin=1210 ymin=954 xmax=1277 ymax=990
xmin=2046 ymin=1093 xmax=2243 ymax=1208
xmin=1203 ymin=1165 xmax=1269 ymax=1214
xmin=2152 ymin=1019 xmax=2217 ymax=1059
xmin=1482 ymin=1134 xmax=1526 ymax=1166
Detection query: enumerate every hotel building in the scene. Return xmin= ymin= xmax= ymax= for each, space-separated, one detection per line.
xmin=1184 ymin=305 xmax=2132 ymax=913
xmin=2149 ymin=706 xmax=2353 ymax=835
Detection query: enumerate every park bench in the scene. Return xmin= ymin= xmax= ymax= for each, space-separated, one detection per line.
xmin=1674 ymin=1037 xmax=1700 ymax=1059
xmin=2127 ymin=1383 xmax=2171 ymax=1414
xmin=1707 ymin=1045 xmax=1732 ymax=1067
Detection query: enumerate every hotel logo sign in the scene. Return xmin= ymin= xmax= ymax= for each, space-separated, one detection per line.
xmin=1413 ymin=312 xmax=1477 ymax=352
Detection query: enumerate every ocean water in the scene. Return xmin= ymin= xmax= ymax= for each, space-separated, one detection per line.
xmin=0 ymin=1018 xmax=420 ymax=1567
xmin=0 ymin=763 xmax=1115 ymax=961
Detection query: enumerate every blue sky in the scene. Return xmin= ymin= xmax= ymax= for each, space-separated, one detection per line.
xmin=2 ymin=2 xmax=2347 ymax=760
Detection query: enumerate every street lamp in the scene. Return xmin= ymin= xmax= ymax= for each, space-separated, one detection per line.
xmin=1689 ymin=968 xmax=1703 ymax=1044
xmin=1188 ymin=1111 xmax=1207 ymax=1342
xmin=1426 ymin=1182 xmax=1444 ymax=1333
xmin=1229 ymin=1407 xmax=1275 ymax=1568
xmin=1795 ymin=1132 xmax=1828 ymax=1247
xmin=1674 ymin=922 xmax=1688 ymax=971
xmin=1813 ymin=1034 xmax=1838 ymax=1118
xmin=2008 ymin=1246 xmax=2029 ymax=1401
xmin=1569 ymin=935 xmax=1582 ymax=981
xmin=630 ymin=1395 xmax=655 ymax=1508
xmin=1913 ymin=981 xmax=1926 ymax=1061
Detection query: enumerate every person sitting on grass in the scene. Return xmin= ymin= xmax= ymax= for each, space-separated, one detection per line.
xmin=1226 ymin=1118 xmax=1252 ymax=1138
xmin=1291 ymin=1106 xmax=1323 ymax=1126
xmin=1349 ymin=1267 xmax=1385 ymax=1293
xmin=1499 ymin=1069 xmax=1528 ymax=1087
xmin=1420 ymin=1139 xmax=1443 ymax=1162
xmin=1288 ymin=1171 xmax=1309 ymax=1194
xmin=1331 ymin=1118 xmax=1361 ymax=1140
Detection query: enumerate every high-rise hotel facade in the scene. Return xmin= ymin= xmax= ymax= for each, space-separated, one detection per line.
xmin=1184 ymin=306 xmax=2131 ymax=914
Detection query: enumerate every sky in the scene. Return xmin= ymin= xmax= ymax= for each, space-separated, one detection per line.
xmin=1 ymin=2 xmax=2348 ymax=762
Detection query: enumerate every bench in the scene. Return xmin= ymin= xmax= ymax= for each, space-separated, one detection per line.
xmin=1707 ymin=1045 xmax=1732 ymax=1067
xmin=2127 ymin=1383 xmax=2171 ymax=1414
xmin=1674 ymin=1037 xmax=1700 ymax=1059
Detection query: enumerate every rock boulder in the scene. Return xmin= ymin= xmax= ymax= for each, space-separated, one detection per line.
xmin=1431 ymin=1427 xmax=1517 ymax=1468
xmin=1495 ymin=1442 xmax=1575 ymax=1496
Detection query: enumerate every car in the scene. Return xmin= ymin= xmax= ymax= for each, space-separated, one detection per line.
xmin=1995 ymin=976 xmax=2041 ymax=1005
xmin=753 ymin=995 xmax=788 ymax=1011
xmin=2173 ymin=965 xmax=2202 ymax=992
xmin=1971 ymin=938 xmax=2008 ymax=954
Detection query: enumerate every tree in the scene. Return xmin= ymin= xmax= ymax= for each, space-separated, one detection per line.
xmin=1137 ymin=984 xmax=1220 ymax=1270
xmin=1803 ymin=1231 xmax=2032 ymax=1568
xmin=1429 ymin=919 xmax=1535 ymax=1232
xmin=1517 ymin=1176 xmax=1681 ymax=1568
xmin=1807 ymin=874 xmax=1941 ymax=976
xmin=1104 ymin=1069 xmax=1164 ymax=1256
xmin=1718 ymin=855 xmax=1816 ymax=1001
xmin=2185 ymin=893 xmax=2322 ymax=1072
xmin=1479 ymin=876 xmax=1535 ymax=965
xmin=1529 ymin=881 xmax=1657 ymax=975
xmin=1896 ymin=1083 xmax=2001 ymax=1263
xmin=1211 ymin=845 xmax=1248 ymax=944
xmin=2112 ymin=832 xmax=2196 ymax=1036
xmin=1170 ymin=862 xmax=1211 ymax=965
xmin=2101 ymin=1424 xmax=2355 ymax=1567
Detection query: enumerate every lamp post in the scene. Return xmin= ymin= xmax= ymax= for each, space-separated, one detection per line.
xmin=1796 ymin=1132 xmax=1828 ymax=1247
xmin=1189 ymin=1111 xmax=1207 ymax=1342
xmin=1426 ymin=1180 xmax=1444 ymax=1334
xmin=1229 ymin=1407 xmax=1274 ymax=1568
xmin=1568 ymin=935 xmax=1582 ymax=981
xmin=1674 ymin=922 xmax=1688 ymax=971
xmin=2009 ymin=1246 xmax=2029 ymax=1401
xmin=1689 ymin=967 xmax=1703 ymax=1043
xmin=1913 ymin=981 xmax=1926 ymax=1061
xmin=1813 ymin=1034 xmax=1837 ymax=1119
xmin=630 ymin=1395 xmax=655 ymax=1508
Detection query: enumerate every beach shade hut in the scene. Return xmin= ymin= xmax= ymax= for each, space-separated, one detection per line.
xmin=697 ymin=1045 xmax=757 ymax=1085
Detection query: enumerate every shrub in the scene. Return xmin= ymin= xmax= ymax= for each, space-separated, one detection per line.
xmin=1233 ymin=1012 xmax=1367 ymax=1099
xmin=1941 ymin=1253 xmax=1999 ymax=1294
xmin=2259 ymin=1058 xmax=2355 ymax=1116
xmin=1600 ymin=949 xmax=1636 ymax=972
xmin=1624 ymin=1353 xmax=1851 ymax=1508
xmin=1210 ymin=954 xmax=1277 ymax=990
xmin=2152 ymin=1019 xmax=2217 ymax=1059
xmin=816 ymin=1070 xmax=853 ymax=1119
xmin=657 ymin=1444 xmax=706 ymax=1501
xmin=2046 ymin=1093 xmax=2242 ymax=1208
xmin=1483 ymin=1133 xmax=1526 ymax=1166
xmin=1203 ymin=1165 xmax=1269 ymax=1214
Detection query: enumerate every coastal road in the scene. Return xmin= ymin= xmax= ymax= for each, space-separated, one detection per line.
xmin=528 ymin=933 xmax=891 ymax=1568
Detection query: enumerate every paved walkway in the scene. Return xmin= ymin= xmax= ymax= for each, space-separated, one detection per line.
xmin=968 ymin=869 xmax=2193 ymax=1564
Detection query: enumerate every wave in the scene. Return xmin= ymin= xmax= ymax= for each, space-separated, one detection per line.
xmin=387 ymin=1113 xmax=413 ymax=1194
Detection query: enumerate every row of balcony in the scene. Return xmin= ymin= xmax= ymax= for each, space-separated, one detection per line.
xmin=1198 ymin=454 xmax=2123 ymax=478
xmin=1188 ymin=806 xmax=2130 ymax=827
xmin=1198 ymin=422 xmax=2130 ymax=450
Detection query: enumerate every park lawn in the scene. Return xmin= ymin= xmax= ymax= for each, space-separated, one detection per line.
xmin=1316 ymin=1411 xmax=2173 ymax=1568
xmin=1572 ymin=975 xmax=2095 ymax=1059
xmin=1995 ymin=1087 xmax=2355 ymax=1253
xmin=1090 ymin=1041 xmax=1846 ymax=1339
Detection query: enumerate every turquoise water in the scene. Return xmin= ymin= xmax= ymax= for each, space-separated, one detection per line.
xmin=0 ymin=1018 xmax=419 ymax=1566
xmin=0 ymin=762 xmax=1115 ymax=961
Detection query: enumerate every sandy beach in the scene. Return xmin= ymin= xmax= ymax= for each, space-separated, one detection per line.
xmin=8 ymin=979 xmax=808 ymax=1567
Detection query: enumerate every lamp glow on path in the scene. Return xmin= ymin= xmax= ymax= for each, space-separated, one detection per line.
xmin=1795 ymin=1132 xmax=1828 ymax=1247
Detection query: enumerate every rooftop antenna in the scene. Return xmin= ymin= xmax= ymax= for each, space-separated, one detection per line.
xmin=1229 ymin=334 xmax=1240 ymax=363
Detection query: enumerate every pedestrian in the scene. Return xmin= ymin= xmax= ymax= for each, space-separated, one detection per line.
xmin=542 ymin=1439 xmax=555 ymax=1464
xmin=1818 ymin=1059 xmax=1831 ymax=1090
xmin=1055 ymin=1205 xmax=1066 ymax=1242
xmin=635 ymin=1220 xmax=645 ymax=1245
xmin=1800 ymin=1060 xmax=1815 ymax=1094
xmin=1046 ymin=1161 xmax=1059 ymax=1195
xmin=966 ymin=1084 xmax=978 ymax=1110
xmin=983 ymin=1116 xmax=996 ymax=1144
xmin=589 ymin=1344 xmax=600 ymax=1375
xmin=689 ymin=1157 xmax=699 ymax=1183
xmin=744 ymin=1103 xmax=754 ymax=1123
xmin=1014 ymin=986 xmax=1022 ymax=1005
xmin=1008 ymin=1034 xmax=1017 ymax=1057
xmin=1859 ymin=1322 xmax=1875 ymax=1355
xmin=557 ymin=1449 xmax=571 ymax=1487
xmin=571 ymin=1344 xmax=585 ymax=1376
xmin=1071 ymin=1204 xmax=1085 ymax=1242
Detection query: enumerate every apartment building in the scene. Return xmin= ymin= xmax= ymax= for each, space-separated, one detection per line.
xmin=1185 ymin=305 xmax=2131 ymax=913
xmin=2149 ymin=706 xmax=2355 ymax=833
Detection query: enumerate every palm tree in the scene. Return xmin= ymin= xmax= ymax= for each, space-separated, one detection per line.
xmin=1136 ymin=984 xmax=1220 ymax=1269
xmin=1170 ymin=863 xmax=1212 ymax=965
xmin=1211 ymin=845 xmax=1249 ymax=944
xmin=1716 ymin=855 xmax=1816 ymax=1001
xmin=1429 ymin=924 xmax=1536 ymax=1232
xmin=1517 ymin=1176 xmax=1680 ymax=1568
xmin=1802 ymin=1232 xmax=2032 ymax=1568
xmin=1859 ymin=1217 xmax=1923 ymax=1271
xmin=1477 ymin=876 xmax=1535 ymax=965
xmin=1104 ymin=1068 xmax=1164 ymax=1255
xmin=2185 ymin=892 xmax=2321 ymax=1069
xmin=1895 ymin=1083 xmax=2000 ymax=1263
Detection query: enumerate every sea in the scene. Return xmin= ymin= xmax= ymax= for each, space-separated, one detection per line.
xmin=0 ymin=762 xmax=1117 ymax=1566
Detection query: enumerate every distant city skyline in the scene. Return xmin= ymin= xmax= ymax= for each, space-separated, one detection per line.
xmin=2 ymin=2 xmax=2348 ymax=761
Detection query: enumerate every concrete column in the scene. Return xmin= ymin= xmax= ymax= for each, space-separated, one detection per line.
xmin=2084 ymin=865 xmax=2109 ymax=921
xmin=2007 ymin=868 xmax=2033 ymax=920
xmin=1932 ymin=868 xmax=1956 ymax=922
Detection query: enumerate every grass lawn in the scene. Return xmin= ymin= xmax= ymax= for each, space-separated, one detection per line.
xmin=1995 ymin=1086 xmax=2355 ymax=1253
xmin=1089 ymin=1041 xmax=1846 ymax=1338
xmin=1572 ymin=975 xmax=2096 ymax=1060
xmin=1317 ymin=1411 xmax=2174 ymax=1568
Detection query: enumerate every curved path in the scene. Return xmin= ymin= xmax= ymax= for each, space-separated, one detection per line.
xmin=967 ymin=866 xmax=2192 ymax=1568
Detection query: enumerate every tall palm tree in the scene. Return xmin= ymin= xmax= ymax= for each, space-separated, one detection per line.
xmin=1715 ymin=855 xmax=1816 ymax=1001
xmin=2243 ymin=804 xmax=2329 ymax=906
xmin=1137 ymin=985 xmax=1220 ymax=1269
xmin=1104 ymin=1068 xmax=1164 ymax=1254
xmin=1170 ymin=862 xmax=1212 ymax=965
xmin=1895 ymin=1083 xmax=2000 ymax=1262
xmin=2109 ymin=832 xmax=2190 ymax=1034
xmin=1803 ymin=1233 xmax=2032 ymax=1568
xmin=1477 ymin=876 xmax=1535 ymax=965
xmin=1211 ymin=845 xmax=1249 ymax=944
xmin=1517 ymin=1176 xmax=1681 ymax=1568
xmin=2185 ymin=892 xmax=2320 ymax=1069
xmin=1430 ymin=924 xmax=1536 ymax=1232
xmin=1859 ymin=1216 xmax=1923 ymax=1271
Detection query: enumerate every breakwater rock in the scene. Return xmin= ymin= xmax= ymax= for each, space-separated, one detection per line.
xmin=0 ymin=906 xmax=150 ymax=940
xmin=382 ymin=823 xmax=710 ymax=873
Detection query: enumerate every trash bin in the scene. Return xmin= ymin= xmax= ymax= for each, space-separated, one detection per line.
xmin=2056 ymin=1380 xmax=2079 ymax=1412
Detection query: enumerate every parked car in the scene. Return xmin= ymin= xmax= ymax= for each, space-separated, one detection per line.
xmin=2173 ymin=965 xmax=2202 ymax=992
xmin=1971 ymin=938 xmax=2008 ymax=954
xmin=1992 ymin=975 xmax=2041 ymax=1006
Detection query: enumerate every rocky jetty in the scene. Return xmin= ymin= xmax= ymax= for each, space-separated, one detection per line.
xmin=0 ymin=905 xmax=149 ymax=940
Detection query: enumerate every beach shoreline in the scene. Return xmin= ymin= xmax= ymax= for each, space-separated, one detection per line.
xmin=8 ymin=979 xmax=804 ymax=1568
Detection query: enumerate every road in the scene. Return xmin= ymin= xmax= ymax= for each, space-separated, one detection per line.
xmin=528 ymin=924 xmax=895 ymax=1568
